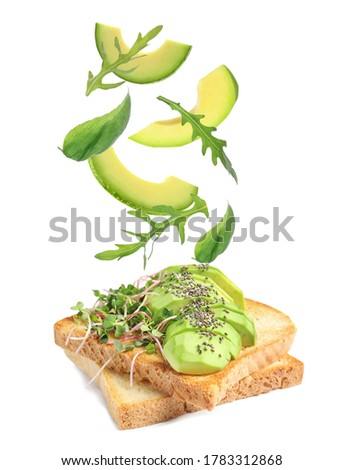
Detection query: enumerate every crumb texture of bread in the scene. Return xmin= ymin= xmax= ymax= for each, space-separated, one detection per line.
xmin=66 ymin=351 xmax=303 ymax=429
xmin=55 ymin=299 xmax=297 ymax=410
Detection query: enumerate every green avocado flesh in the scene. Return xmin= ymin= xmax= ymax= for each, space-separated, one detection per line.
xmin=164 ymin=319 xmax=242 ymax=358
xmin=89 ymin=147 xmax=198 ymax=214
xmin=164 ymin=264 xmax=245 ymax=310
xmin=163 ymin=331 xmax=233 ymax=374
xmin=129 ymin=65 xmax=238 ymax=147
xmin=213 ymin=306 xmax=256 ymax=347
xmin=95 ymin=23 xmax=192 ymax=84
xmin=148 ymin=264 xmax=256 ymax=375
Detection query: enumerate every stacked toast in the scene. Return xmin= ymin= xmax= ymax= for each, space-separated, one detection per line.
xmin=54 ymin=299 xmax=303 ymax=429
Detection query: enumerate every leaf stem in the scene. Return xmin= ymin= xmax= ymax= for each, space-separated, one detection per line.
xmin=158 ymin=95 xmax=238 ymax=183
xmin=95 ymin=195 xmax=208 ymax=265
xmin=86 ymin=25 xmax=163 ymax=96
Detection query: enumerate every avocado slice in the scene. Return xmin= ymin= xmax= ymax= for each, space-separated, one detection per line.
xmin=188 ymin=273 xmax=235 ymax=305
xmin=89 ymin=147 xmax=198 ymax=214
xmin=164 ymin=264 xmax=245 ymax=309
xmin=148 ymin=275 xmax=230 ymax=314
xmin=95 ymin=23 xmax=191 ymax=84
xmin=130 ymin=65 xmax=238 ymax=147
xmin=148 ymin=286 xmax=215 ymax=314
xmin=148 ymin=265 xmax=255 ymax=373
xmin=212 ymin=306 xmax=256 ymax=347
xmin=163 ymin=330 xmax=233 ymax=374
xmin=164 ymin=318 xmax=242 ymax=358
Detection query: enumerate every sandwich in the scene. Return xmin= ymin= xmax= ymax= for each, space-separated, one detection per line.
xmin=54 ymin=264 xmax=303 ymax=428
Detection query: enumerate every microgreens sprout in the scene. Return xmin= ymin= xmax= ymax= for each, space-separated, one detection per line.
xmin=156 ymin=315 xmax=178 ymax=332
xmin=68 ymin=277 xmax=177 ymax=380
xmin=130 ymin=350 xmax=146 ymax=387
xmin=65 ymin=326 xmax=78 ymax=346
xmin=75 ymin=309 xmax=92 ymax=353
xmin=88 ymin=352 xmax=118 ymax=385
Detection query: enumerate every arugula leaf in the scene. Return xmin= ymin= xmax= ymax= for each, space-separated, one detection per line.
xmin=95 ymin=194 xmax=209 ymax=267
xmin=86 ymin=25 xmax=163 ymax=96
xmin=60 ymin=93 xmax=131 ymax=161
xmin=194 ymin=203 xmax=235 ymax=263
xmin=95 ymin=241 xmax=145 ymax=261
xmin=158 ymin=96 xmax=238 ymax=183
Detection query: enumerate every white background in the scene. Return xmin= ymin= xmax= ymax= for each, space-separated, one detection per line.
xmin=1 ymin=0 xmax=342 ymax=468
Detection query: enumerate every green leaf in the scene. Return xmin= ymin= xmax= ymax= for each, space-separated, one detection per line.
xmin=93 ymin=289 xmax=106 ymax=300
xmin=114 ymin=340 xmax=123 ymax=352
xmin=163 ymin=308 xmax=173 ymax=318
xmin=122 ymin=25 xmax=163 ymax=59
xmin=96 ymin=194 xmax=209 ymax=267
xmin=60 ymin=93 xmax=131 ymax=161
xmin=148 ymin=204 xmax=178 ymax=217
xmin=194 ymin=203 xmax=235 ymax=263
xmin=114 ymin=324 xmax=126 ymax=338
xmin=187 ymin=194 xmax=210 ymax=217
xmin=96 ymin=305 xmax=109 ymax=314
xmin=151 ymin=329 xmax=163 ymax=338
xmin=86 ymin=25 xmax=163 ymax=96
xmin=95 ymin=241 xmax=145 ymax=261
xmin=174 ymin=217 xmax=186 ymax=244
xmin=102 ymin=314 xmax=116 ymax=330
xmin=70 ymin=301 xmax=84 ymax=311
xmin=157 ymin=96 xmax=238 ymax=183
xmin=145 ymin=343 xmax=156 ymax=354
xmin=99 ymin=332 xmax=108 ymax=343
xmin=80 ymin=310 xmax=89 ymax=321
xmin=128 ymin=207 xmax=153 ymax=224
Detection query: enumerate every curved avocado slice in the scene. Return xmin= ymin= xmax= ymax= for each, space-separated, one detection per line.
xmin=147 ymin=280 xmax=231 ymax=314
xmin=164 ymin=319 xmax=242 ymax=358
xmin=213 ymin=306 xmax=256 ymax=347
xmin=163 ymin=330 xmax=233 ymax=374
xmin=164 ymin=264 xmax=245 ymax=309
xmin=148 ymin=287 xmax=215 ymax=314
xmin=129 ymin=65 xmax=238 ymax=147
xmin=89 ymin=147 xmax=198 ymax=214
xmin=189 ymin=273 xmax=235 ymax=305
xmin=95 ymin=23 xmax=191 ymax=84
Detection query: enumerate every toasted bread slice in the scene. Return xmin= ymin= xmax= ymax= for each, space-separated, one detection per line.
xmin=65 ymin=351 xmax=304 ymax=430
xmin=55 ymin=299 xmax=296 ymax=410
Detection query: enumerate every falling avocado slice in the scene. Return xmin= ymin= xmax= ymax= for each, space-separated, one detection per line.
xmin=95 ymin=23 xmax=192 ymax=84
xmin=129 ymin=65 xmax=238 ymax=147
xmin=89 ymin=147 xmax=198 ymax=214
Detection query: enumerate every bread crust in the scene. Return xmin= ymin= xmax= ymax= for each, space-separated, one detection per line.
xmin=66 ymin=351 xmax=304 ymax=429
xmin=55 ymin=299 xmax=297 ymax=410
